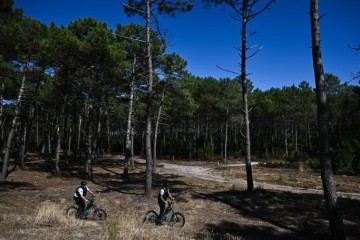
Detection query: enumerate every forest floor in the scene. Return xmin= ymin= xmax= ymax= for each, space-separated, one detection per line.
xmin=0 ymin=153 xmax=360 ymax=240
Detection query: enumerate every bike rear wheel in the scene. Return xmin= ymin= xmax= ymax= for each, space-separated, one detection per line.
xmin=93 ymin=208 xmax=107 ymax=221
xmin=66 ymin=206 xmax=79 ymax=218
xmin=143 ymin=210 xmax=158 ymax=224
xmin=170 ymin=212 xmax=185 ymax=227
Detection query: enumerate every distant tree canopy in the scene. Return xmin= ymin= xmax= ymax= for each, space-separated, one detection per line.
xmin=1 ymin=1 xmax=359 ymax=180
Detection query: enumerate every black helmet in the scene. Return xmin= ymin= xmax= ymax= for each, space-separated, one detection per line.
xmin=163 ymin=181 xmax=169 ymax=188
xmin=81 ymin=181 xmax=87 ymax=186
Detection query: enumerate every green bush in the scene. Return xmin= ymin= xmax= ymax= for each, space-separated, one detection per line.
xmin=196 ymin=148 xmax=206 ymax=159
xmin=332 ymin=139 xmax=360 ymax=175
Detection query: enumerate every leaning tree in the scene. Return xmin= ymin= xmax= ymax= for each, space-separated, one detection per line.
xmin=310 ymin=0 xmax=346 ymax=239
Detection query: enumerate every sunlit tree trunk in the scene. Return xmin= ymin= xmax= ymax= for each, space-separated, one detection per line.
xmin=240 ymin=0 xmax=254 ymax=192
xmin=1 ymin=67 xmax=27 ymax=181
xmin=131 ymin=126 xmax=135 ymax=169
xmin=310 ymin=1 xmax=346 ymax=239
xmin=124 ymin=56 xmax=136 ymax=178
xmin=153 ymin=87 xmax=165 ymax=173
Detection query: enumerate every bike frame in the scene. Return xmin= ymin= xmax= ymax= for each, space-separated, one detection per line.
xmin=162 ymin=204 xmax=175 ymax=221
xmin=85 ymin=198 xmax=95 ymax=211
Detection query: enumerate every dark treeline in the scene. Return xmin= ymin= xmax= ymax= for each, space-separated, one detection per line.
xmin=0 ymin=1 xmax=359 ymax=181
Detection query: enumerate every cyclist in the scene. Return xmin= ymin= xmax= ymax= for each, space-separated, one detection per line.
xmin=157 ymin=181 xmax=174 ymax=223
xmin=73 ymin=181 xmax=95 ymax=216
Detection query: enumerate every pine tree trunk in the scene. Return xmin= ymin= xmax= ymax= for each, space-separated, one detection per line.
xmin=85 ymin=101 xmax=93 ymax=181
xmin=1 ymin=69 xmax=27 ymax=181
xmin=241 ymin=1 xmax=254 ymax=192
xmin=310 ymin=1 xmax=346 ymax=239
xmin=153 ymin=88 xmax=165 ymax=173
xmin=55 ymin=123 xmax=61 ymax=174
xmin=19 ymin=125 xmax=27 ymax=169
xmin=144 ymin=0 xmax=153 ymax=197
xmin=124 ymin=56 xmax=136 ymax=178
xmin=131 ymin=127 xmax=135 ymax=169
xmin=284 ymin=127 xmax=288 ymax=158
xmin=224 ymin=108 xmax=229 ymax=163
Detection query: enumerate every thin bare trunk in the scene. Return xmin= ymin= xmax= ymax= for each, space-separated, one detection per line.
xmin=308 ymin=122 xmax=312 ymax=151
xmin=145 ymin=0 xmax=153 ymax=197
xmin=85 ymin=100 xmax=93 ymax=181
xmin=86 ymin=124 xmax=93 ymax=180
xmin=284 ymin=127 xmax=288 ymax=157
xmin=224 ymin=108 xmax=229 ymax=162
xmin=310 ymin=1 xmax=345 ymax=239
xmin=124 ymin=56 xmax=136 ymax=178
xmin=153 ymin=88 xmax=165 ymax=173
xmin=241 ymin=1 xmax=253 ymax=192
xmin=68 ymin=128 xmax=72 ymax=156
xmin=78 ymin=116 xmax=82 ymax=152
xmin=131 ymin=127 xmax=135 ymax=168
xmin=47 ymin=125 xmax=52 ymax=156
xmin=55 ymin=123 xmax=61 ymax=174
xmin=19 ymin=125 xmax=27 ymax=168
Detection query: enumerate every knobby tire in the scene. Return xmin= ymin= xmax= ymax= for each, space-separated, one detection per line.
xmin=66 ymin=206 xmax=79 ymax=218
xmin=93 ymin=208 xmax=107 ymax=221
xmin=143 ymin=210 xmax=158 ymax=224
xmin=171 ymin=212 xmax=185 ymax=227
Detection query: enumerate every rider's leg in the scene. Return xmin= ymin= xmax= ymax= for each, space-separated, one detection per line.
xmin=74 ymin=196 xmax=81 ymax=216
xmin=158 ymin=201 xmax=165 ymax=222
xmin=78 ymin=199 xmax=86 ymax=216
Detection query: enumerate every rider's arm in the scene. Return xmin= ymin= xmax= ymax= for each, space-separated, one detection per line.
xmin=87 ymin=186 xmax=95 ymax=196
xmin=80 ymin=193 xmax=88 ymax=202
xmin=160 ymin=194 xmax=166 ymax=204
xmin=78 ymin=188 xmax=88 ymax=202
xmin=168 ymin=191 xmax=174 ymax=200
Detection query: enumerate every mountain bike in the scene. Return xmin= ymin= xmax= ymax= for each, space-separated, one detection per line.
xmin=143 ymin=201 xmax=185 ymax=227
xmin=66 ymin=197 xmax=107 ymax=221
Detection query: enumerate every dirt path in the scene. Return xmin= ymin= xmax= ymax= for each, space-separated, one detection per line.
xmin=162 ymin=162 xmax=360 ymax=200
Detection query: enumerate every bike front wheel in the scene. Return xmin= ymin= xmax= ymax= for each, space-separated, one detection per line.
xmin=143 ymin=210 xmax=158 ymax=224
xmin=170 ymin=212 xmax=185 ymax=227
xmin=93 ymin=208 xmax=107 ymax=221
xmin=66 ymin=206 xmax=79 ymax=218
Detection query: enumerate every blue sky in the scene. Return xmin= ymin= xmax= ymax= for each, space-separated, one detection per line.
xmin=14 ymin=0 xmax=360 ymax=90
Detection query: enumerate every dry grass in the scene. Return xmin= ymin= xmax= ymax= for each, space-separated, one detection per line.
xmin=0 ymin=196 xmax=189 ymax=240
xmin=1 ymin=155 xmax=360 ymax=240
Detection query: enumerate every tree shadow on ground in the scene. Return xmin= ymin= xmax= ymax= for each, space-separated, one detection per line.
xmin=0 ymin=181 xmax=40 ymax=192
xmin=15 ymin=154 xmax=189 ymax=197
xmin=192 ymin=189 xmax=360 ymax=240
xmin=93 ymin=170 xmax=187 ymax=197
